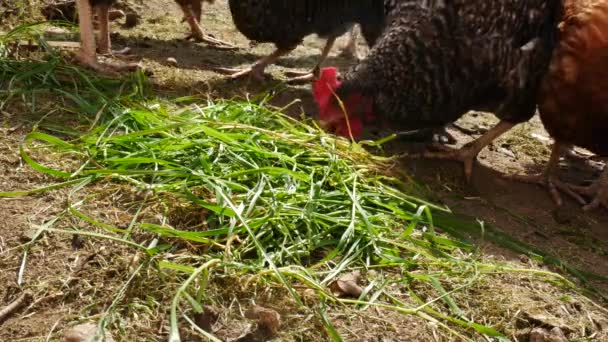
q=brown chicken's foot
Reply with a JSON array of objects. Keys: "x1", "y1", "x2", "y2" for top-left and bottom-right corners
[
  {"x1": 285, "y1": 66, "x2": 322, "y2": 83},
  {"x1": 286, "y1": 37, "x2": 336, "y2": 83},
  {"x1": 503, "y1": 142, "x2": 598, "y2": 208},
  {"x1": 285, "y1": 72, "x2": 315, "y2": 84},
  {"x1": 75, "y1": 51, "x2": 141, "y2": 75},
  {"x1": 98, "y1": 48, "x2": 135, "y2": 62},
  {"x1": 111, "y1": 47, "x2": 133, "y2": 56},
  {"x1": 284, "y1": 69, "x2": 315, "y2": 77},
  {"x1": 567, "y1": 168, "x2": 608, "y2": 211},
  {"x1": 213, "y1": 66, "x2": 267, "y2": 81},
  {"x1": 214, "y1": 48, "x2": 290, "y2": 81},
  {"x1": 193, "y1": 33, "x2": 237, "y2": 50},
  {"x1": 183, "y1": 14, "x2": 236, "y2": 49},
  {"x1": 504, "y1": 172, "x2": 587, "y2": 207}
]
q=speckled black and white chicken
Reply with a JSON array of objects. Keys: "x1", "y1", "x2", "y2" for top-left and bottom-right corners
[
  {"x1": 313, "y1": 0, "x2": 561, "y2": 181},
  {"x1": 219, "y1": 0, "x2": 399, "y2": 80}
]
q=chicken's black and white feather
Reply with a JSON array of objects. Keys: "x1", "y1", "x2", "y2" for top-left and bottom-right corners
[
  {"x1": 336, "y1": 0, "x2": 561, "y2": 130},
  {"x1": 228, "y1": 0, "x2": 387, "y2": 49},
  {"x1": 223, "y1": 0, "x2": 399, "y2": 79},
  {"x1": 316, "y1": 0, "x2": 561, "y2": 181}
]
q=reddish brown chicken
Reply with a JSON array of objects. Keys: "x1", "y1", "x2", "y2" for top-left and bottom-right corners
[
  {"x1": 512, "y1": 0, "x2": 608, "y2": 211},
  {"x1": 175, "y1": 0, "x2": 233, "y2": 46},
  {"x1": 75, "y1": 0, "x2": 128, "y2": 72},
  {"x1": 74, "y1": 0, "x2": 231, "y2": 73}
]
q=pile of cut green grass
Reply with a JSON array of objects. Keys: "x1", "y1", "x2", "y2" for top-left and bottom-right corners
[
  {"x1": 0, "y1": 27, "x2": 599, "y2": 341},
  {"x1": 9, "y1": 89, "x2": 575, "y2": 341}
]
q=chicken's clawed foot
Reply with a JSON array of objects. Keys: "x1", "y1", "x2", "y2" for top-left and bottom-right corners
[
  {"x1": 410, "y1": 144, "x2": 479, "y2": 183},
  {"x1": 212, "y1": 65, "x2": 267, "y2": 81},
  {"x1": 190, "y1": 32, "x2": 237, "y2": 50},
  {"x1": 76, "y1": 52, "x2": 141, "y2": 75},
  {"x1": 183, "y1": 13, "x2": 237, "y2": 49},
  {"x1": 101, "y1": 47, "x2": 133, "y2": 57},
  {"x1": 567, "y1": 171, "x2": 608, "y2": 211},
  {"x1": 504, "y1": 173, "x2": 587, "y2": 207},
  {"x1": 284, "y1": 69, "x2": 314, "y2": 77},
  {"x1": 284, "y1": 66, "x2": 321, "y2": 84},
  {"x1": 285, "y1": 71, "x2": 315, "y2": 84},
  {"x1": 506, "y1": 169, "x2": 608, "y2": 211}
]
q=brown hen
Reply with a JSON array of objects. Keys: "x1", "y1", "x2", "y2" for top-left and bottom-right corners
[
  {"x1": 174, "y1": 0, "x2": 234, "y2": 47},
  {"x1": 75, "y1": 0, "x2": 132, "y2": 73},
  {"x1": 511, "y1": 0, "x2": 608, "y2": 211},
  {"x1": 74, "y1": 0, "x2": 232, "y2": 73}
]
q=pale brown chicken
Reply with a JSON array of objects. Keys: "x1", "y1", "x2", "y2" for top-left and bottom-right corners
[
  {"x1": 510, "y1": 0, "x2": 608, "y2": 211},
  {"x1": 75, "y1": 0, "x2": 132, "y2": 73},
  {"x1": 74, "y1": 0, "x2": 231, "y2": 73},
  {"x1": 174, "y1": 0, "x2": 234, "y2": 47}
]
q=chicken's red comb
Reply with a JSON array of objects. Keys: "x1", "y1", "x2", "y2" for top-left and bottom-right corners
[{"x1": 313, "y1": 67, "x2": 341, "y2": 112}]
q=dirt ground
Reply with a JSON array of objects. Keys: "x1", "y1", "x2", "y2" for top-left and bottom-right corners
[{"x1": 1, "y1": 0, "x2": 608, "y2": 341}]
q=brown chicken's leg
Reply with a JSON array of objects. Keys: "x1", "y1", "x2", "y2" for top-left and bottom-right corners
[
  {"x1": 285, "y1": 36, "x2": 338, "y2": 83},
  {"x1": 191, "y1": 0, "x2": 202, "y2": 21},
  {"x1": 178, "y1": 3, "x2": 236, "y2": 49},
  {"x1": 96, "y1": 2, "x2": 112, "y2": 54},
  {"x1": 508, "y1": 143, "x2": 607, "y2": 211},
  {"x1": 504, "y1": 142, "x2": 588, "y2": 207},
  {"x1": 96, "y1": 3, "x2": 132, "y2": 56},
  {"x1": 214, "y1": 48, "x2": 293, "y2": 80},
  {"x1": 75, "y1": 0, "x2": 139, "y2": 73},
  {"x1": 414, "y1": 120, "x2": 516, "y2": 182},
  {"x1": 76, "y1": 0, "x2": 98, "y2": 68}
]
